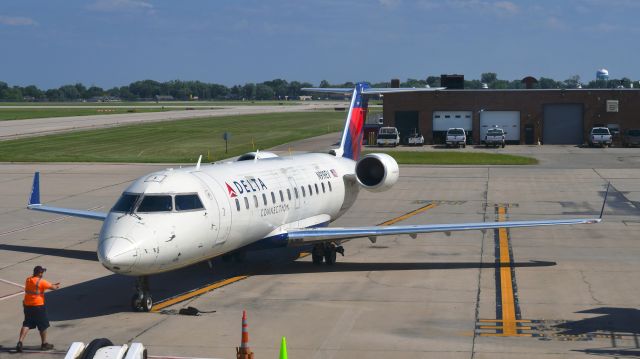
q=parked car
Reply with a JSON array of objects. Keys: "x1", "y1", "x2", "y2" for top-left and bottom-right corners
[
  {"x1": 446, "y1": 128, "x2": 467, "y2": 148},
  {"x1": 622, "y1": 129, "x2": 640, "y2": 147},
  {"x1": 484, "y1": 127, "x2": 506, "y2": 148},
  {"x1": 376, "y1": 126, "x2": 400, "y2": 147},
  {"x1": 406, "y1": 129, "x2": 424, "y2": 146},
  {"x1": 588, "y1": 127, "x2": 613, "y2": 147}
]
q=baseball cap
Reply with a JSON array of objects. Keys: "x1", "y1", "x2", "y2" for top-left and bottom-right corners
[{"x1": 33, "y1": 266, "x2": 46, "y2": 275}]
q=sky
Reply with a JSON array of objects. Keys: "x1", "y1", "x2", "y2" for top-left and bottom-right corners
[{"x1": 1, "y1": 0, "x2": 639, "y2": 89}]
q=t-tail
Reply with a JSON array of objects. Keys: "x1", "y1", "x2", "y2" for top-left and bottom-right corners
[{"x1": 302, "y1": 82, "x2": 447, "y2": 160}]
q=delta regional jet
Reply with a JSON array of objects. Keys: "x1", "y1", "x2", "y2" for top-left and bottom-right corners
[{"x1": 26, "y1": 83, "x2": 603, "y2": 312}]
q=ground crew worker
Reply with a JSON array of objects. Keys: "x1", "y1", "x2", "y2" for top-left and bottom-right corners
[{"x1": 16, "y1": 266, "x2": 60, "y2": 352}]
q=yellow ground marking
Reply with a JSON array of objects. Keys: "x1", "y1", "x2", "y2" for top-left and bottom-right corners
[
  {"x1": 479, "y1": 333, "x2": 532, "y2": 337},
  {"x1": 478, "y1": 319, "x2": 531, "y2": 323},
  {"x1": 379, "y1": 203, "x2": 437, "y2": 226},
  {"x1": 151, "y1": 275, "x2": 248, "y2": 312},
  {"x1": 151, "y1": 203, "x2": 437, "y2": 312},
  {"x1": 497, "y1": 206, "x2": 517, "y2": 336},
  {"x1": 479, "y1": 325, "x2": 532, "y2": 330}
]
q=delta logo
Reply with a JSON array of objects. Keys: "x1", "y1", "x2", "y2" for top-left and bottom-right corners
[{"x1": 225, "y1": 177, "x2": 268, "y2": 197}]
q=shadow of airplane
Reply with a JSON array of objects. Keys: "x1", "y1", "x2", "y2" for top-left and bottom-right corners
[
  {"x1": 0, "y1": 244, "x2": 97, "y2": 261},
  {"x1": 37, "y1": 242, "x2": 554, "y2": 321},
  {"x1": 559, "y1": 308, "x2": 640, "y2": 357}
]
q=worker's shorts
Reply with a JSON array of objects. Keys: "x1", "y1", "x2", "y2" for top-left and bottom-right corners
[{"x1": 23, "y1": 305, "x2": 50, "y2": 331}]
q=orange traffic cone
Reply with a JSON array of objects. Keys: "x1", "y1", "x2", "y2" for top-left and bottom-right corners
[{"x1": 236, "y1": 310, "x2": 255, "y2": 359}]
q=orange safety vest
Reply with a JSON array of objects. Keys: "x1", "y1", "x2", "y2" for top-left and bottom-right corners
[{"x1": 23, "y1": 276, "x2": 51, "y2": 307}]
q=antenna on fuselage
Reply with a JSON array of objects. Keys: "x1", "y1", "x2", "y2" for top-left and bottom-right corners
[
  {"x1": 254, "y1": 149, "x2": 260, "y2": 163},
  {"x1": 196, "y1": 155, "x2": 202, "y2": 170}
]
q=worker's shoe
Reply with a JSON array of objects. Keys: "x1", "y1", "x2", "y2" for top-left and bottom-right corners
[
  {"x1": 41, "y1": 343, "x2": 54, "y2": 351},
  {"x1": 16, "y1": 341, "x2": 23, "y2": 353}
]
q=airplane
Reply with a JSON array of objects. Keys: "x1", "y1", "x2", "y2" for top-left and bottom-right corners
[{"x1": 26, "y1": 82, "x2": 604, "y2": 312}]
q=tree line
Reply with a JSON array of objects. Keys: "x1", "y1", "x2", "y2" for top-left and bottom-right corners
[{"x1": 0, "y1": 73, "x2": 637, "y2": 102}]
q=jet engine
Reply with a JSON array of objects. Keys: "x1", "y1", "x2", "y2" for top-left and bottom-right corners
[{"x1": 354, "y1": 153, "x2": 399, "y2": 192}]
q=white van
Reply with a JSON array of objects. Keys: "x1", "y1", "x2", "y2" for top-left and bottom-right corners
[{"x1": 376, "y1": 127, "x2": 400, "y2": 147}]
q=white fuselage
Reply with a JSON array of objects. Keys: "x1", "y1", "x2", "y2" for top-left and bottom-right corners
[{"x1": 97, "y1": 153, "x2": 358, "y2": 276}]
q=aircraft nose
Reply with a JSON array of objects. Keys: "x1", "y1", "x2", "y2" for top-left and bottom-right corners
[{"x1": 98, "y1": 236, "x2": 139, "y2": 273}]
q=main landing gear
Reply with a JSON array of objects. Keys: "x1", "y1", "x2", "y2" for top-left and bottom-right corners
[
  {"x1": 131, "y1": 276, "x2": 153, "y2": 312},
  {"x1": 312, "y1": 243, "x2": 344, "y2": 265}
]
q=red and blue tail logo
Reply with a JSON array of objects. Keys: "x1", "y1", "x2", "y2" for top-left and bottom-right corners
[{"x1": 341, "y1": 82, "x2": 370, "y2": 160}]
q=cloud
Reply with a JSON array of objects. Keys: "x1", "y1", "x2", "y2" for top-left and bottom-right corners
[
  {"x1": 0, "y1": 15, "x2": 37, "y2": 26},
  {"x1": 438, "y1": 0, "x2": 518, "y2": 15},
  {"x1": 493, "y1": 1, "x2": 519, "y2": 14},
  {"x1": 88, "y1": 0, "x2": 154, "y2": 13},
  {"x1": 546, "y1": 16, "x2": 566, "y2": 30}
]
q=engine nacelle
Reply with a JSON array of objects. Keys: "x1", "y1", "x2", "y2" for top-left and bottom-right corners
[{"x1": 355, "y1": 153, "x2": 399, "y2": 192}]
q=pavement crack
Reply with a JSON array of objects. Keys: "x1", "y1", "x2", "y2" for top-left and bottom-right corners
[{"x1": 580, "y1": 270, "x2": 603, "y2": 305}]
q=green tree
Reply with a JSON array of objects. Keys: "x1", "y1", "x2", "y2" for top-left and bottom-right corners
[
  {"x1": 481, "y1": 72, "x2": 498, "y2": 86},
  {"x1": 255, "y1": 84, "x2": 274, "y2": 100}
]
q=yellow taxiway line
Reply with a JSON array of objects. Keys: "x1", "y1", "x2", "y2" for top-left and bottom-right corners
[{"x1": 151, "y1": 202, "x2": 437, "y2": 312}]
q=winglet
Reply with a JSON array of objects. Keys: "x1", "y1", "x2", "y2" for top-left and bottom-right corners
[
  {"x1": 599, "y1": 182, "x2": 610, "y2": 219},
  {"x1": 29, "y1": 172, "x2": 41, "y2": 206}
]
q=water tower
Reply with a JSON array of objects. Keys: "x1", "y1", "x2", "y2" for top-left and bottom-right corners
[{"x1": 596, "y1": 68, "x2": 609, "y2": 80}]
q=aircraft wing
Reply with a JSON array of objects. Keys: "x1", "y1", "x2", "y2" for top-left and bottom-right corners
[
  {"x1": 286, "y1": 217, "x2": 601, "y2": 245},
  {"x1": 302, "y1": 87, "x2": 446, "y2": 95},
  {"x1": 27, "y1": 172, "x2": 108, "y2": 221}
]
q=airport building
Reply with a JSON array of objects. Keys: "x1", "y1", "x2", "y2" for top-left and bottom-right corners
[{"x1": 382, "y1": 88, "x2": 640, "y2": 145}]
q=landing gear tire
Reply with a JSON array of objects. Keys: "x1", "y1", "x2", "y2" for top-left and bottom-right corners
[
  {"x1": 324, "y1": 245, "x2": 337, "y2": 265},
  {"x1": 312, "y1": 252, "x2": 323, "y2": 265},
  {"x1": 131, "y1": 276, "x2": 152, "y2": 312},
  {"x1": 312, "y1": 244, "x2": 324, "y2": 265}
]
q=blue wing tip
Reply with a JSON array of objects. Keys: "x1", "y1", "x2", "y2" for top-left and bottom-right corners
[{"x1": 29, "y1": 171, "x2": 40, "y2": 206}]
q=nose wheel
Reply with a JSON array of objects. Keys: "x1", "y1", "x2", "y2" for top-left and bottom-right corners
[{"x1": 131, "y1": 276, "x2": 153, "y2": 312}]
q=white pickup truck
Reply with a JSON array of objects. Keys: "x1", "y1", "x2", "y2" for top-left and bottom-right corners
[
  {"x1": 589, "y1": 127, "x2": 612, "y2": 147},
  {"x1": 484, "y1": 128, "x2": 506, "y2": 148},
  {"x1": 446, "y1": 128, "x2": 467, "y2": 148},
  {"x1": 376, "y1": 127, "x2": 400, "y2": 147}
]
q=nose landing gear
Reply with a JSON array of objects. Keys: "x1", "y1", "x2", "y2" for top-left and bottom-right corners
[{"x1": 131, "y1": 276, "x2": 153, "y2": 312}]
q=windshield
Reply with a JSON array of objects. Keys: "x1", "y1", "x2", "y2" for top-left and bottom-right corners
[
  {"x1": 379, "y1": 128, "x2": 397, "y2": 135},
  {"x1": 112, "y1": 193, "x2": 140, "y2": 212},
  {"x1": 448, "y1": 129, "x2": 464, "y2": 135},
  {"x1": 487, "y1": 129, "x2": 503, "y2": 135},
  {"x1": 175, "y1": 194, "x2": 204, "y2": 211},
  {"x1": 592, "y1": 128, "x2": 610, "y2": 135},
  {"x1": 137, "y1": 195, "x2": 173, "y2": 212},
  {"x1": 627, "y1": 130, "x2": 640, "y2": 136},
  {"x1": 378, "y1": 134, "x2": 397, "y2": 139}
]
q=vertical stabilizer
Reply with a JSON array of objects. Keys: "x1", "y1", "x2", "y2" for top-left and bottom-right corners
[{"x1": 339, "y1": 82, "x2": 370, "y2": 160}]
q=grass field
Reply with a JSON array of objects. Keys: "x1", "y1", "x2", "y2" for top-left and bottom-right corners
[
  {"x1": 0, "y1": 112, "x2": 345, "y2": 163},
  {"x1": 364, "y1": 151, "x2": 538, "y2": 165},
  {"x1": 0, "y1": 107, "x2": 175, "y2": 121},
  {"x1": 0, "y1": 100, "x2": 305, "y2": 107}
]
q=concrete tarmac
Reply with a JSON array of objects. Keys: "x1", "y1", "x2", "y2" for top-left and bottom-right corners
[
  {"x1": 1, "y1": 143, "x2": 639, "y2": 358},
  {"x1": 0, "y1": 102, "x2": 344, "y2": 140}
]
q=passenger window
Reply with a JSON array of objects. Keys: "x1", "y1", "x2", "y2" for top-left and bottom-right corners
[
  {"x1": 315, "y1": 183, "x2": 319, "y2": 194},
  {"x1": 301, "y1": 186, "x2": 306, "y2": 197},
  {"x1": 235, "y1": 198, "x2": 240, "y2": 211},
  {"x1": 287, "y1": 189, "x2": 291, "y2": 200},
  {"x1": 112, "y1": 193, "x2": 140, "y2": 212},
  {"x1": 175, "y1": 194, "x2": 204, "y2": 211},
  {"x1": 321, "y1": 183, "x2": 325, "y2": 193},
  {"x1": 262, "y1": 193, "x2": 267, "y2": 206},
  {"x1": 244, "y1": 197, "x2": 249, "y2": 209},
  {"x1": 271, "y1": 192, "x2": 276, "y2": 204},
  {"x1": 253, "y1": 195, "x2": 258, "y2": 208},
  {"x1": 279, "y1": 190, "x2": 284, "y2": 202},
  {"x1": 308, "y1": 184, "x2": 313, "y2": 196},
  {"x1": 328, "y1": 181, "x2": 332, "y2": 191},
  {"x1": 137, "y1": 195, "x2": 172, "y2": 212},
  {"x1": 294, "y1": 187, "x2": 299, "y2": 199}
]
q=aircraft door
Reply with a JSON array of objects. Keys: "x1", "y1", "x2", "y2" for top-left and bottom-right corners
[
  {"x1": 192, "y1": 172, "x2": 224, "y2": 248},
  {"x1": 193, "y1": 172, "x2": 232, "y2": 246}
]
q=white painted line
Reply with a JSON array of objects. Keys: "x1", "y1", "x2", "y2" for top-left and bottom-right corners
[
  {"x1": 0, "y1": 291, "x2": 23, "y2": 301},
  {"x1": 0, "y1": 278, "x2": 24, "y2": 288}
]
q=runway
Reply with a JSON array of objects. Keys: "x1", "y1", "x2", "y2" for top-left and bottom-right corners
[
  {"x1": 0, "y1": 102, "x2": 343, "y2": 140},
  {"x1": 1, "y1": 143, "x2": 639, "y2": 358}
]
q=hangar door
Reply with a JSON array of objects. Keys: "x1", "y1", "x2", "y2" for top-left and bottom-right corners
[
  {"x1": 394, "y1": 111, "x2": 419, "y2": 144},
  {"x1": 433, "y1": 111, "x2": 472, "y2": 144},
  {"x1": 543, "y1": 104, "x2": 583, "y2": 144},
  {"x1": 480, "y1": 111, "x2": 520, "y2": 143}
]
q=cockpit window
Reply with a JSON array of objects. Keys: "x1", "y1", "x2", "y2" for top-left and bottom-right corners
[
  {"x1": 175, "y1": 194, "x2": 204, "y2": 211},
  {"x1": 112, "y1": 193, "x2": 140, "y2": 212},
  {"x1": 137, "y1": 195, "x2": 173, "y2": 212}
]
